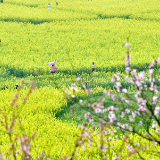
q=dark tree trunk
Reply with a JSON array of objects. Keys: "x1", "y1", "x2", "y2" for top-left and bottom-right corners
[{"x1": 1, "y1": 0, "x2": 3, "y2": 3}]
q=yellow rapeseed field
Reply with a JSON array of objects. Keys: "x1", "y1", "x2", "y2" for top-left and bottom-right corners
[{"x1": 0, "y1": 0, "x2": 160, "y2": 159}]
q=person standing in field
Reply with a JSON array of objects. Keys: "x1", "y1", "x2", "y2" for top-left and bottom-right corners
[
  {"x1": 48, "y1": 62, "x2": 58, "y2": 74},
  {"x1": 50, "y1": 65, "x2": 58, "y2": 74},
  {"x1": 15, "y1": 83, "x2": 19, "y2": 89},
  {"x1": 48, "y1": 3, "x2": 51, "y2": 9},
  {"x1": 91, "y1": 62, "x2": 96, "y2": 72}
]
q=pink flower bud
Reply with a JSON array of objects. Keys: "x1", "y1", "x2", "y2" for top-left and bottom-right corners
[
  {"x1": 86, "y1": 88, "x2": 91, "y2": 94},
  {"x1": 83, "y1": 145, "x2": 86, "y2": 150},
  {"x1": 35, "y1": 71, "x2": 39, "y2": 76},
  {"x1": 122, "y1": 88, "x2": 127, "y2": 93},
  {"x1": 139, "y1": 121, "x2": 143, "y2": 126},
  {"x1": 16, "y1": 150, "x2": 19, "y2": 156},
  {"x1": 89, "y1": 143, "x2": 92, "y2": 147},
  {"x1": 81, "y1": 83, "x2": 86, "y2": 89},
  {"x1": 76, "y1": 77, "x2": 81, "y2": 81},
  {"x1": 148, "y1": 64, "x2": 154, "y2": 68},
  {"x1": 71, "y1": 95, "x2": 76, "y2": 98},
  {"x1": 125, "y1": 67, "x2": 131, "y2": 73},
  {"x1": 157, "y1": 57, "x2": 160, "y2": 64},
  {"x1": 125, "y1": 43, "x2": 131, "y2": 50}
]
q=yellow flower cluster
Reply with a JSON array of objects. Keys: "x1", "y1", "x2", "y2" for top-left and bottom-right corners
[
  {"x1": 0, "y1": 0, "x2": 160, "y2": 75},
  {"x1": 0, "y1": 87, "x2": 160, "y2": 159},
  {"x1": 0, "y1": 0, "x2": 160, "y2": 159}
]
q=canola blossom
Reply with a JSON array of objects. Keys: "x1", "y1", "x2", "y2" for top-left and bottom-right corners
[{"x1": 0, "y1": 0, "x2": 160, "y2": 159}]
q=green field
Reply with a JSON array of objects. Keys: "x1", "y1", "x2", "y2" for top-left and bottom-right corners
[{"x1": 0, "y1": 0, "x2": 160, "y2": 159}]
